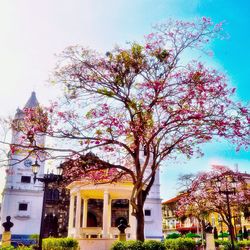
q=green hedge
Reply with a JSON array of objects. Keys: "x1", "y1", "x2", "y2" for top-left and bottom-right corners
[
  {"x1": 166, "y1": 233, "x2": 181, "y2": 239},
  {"x1": 237, "y1": 240, "x2": 250, "y2": 247},
  {"x1": 164, "y1": 238, "x2": 196, "y2": 250},
  {"x1": 0, "y1": 246, "x2": 32, "y2": 250},
  {"x1": 143, "y1": 240, "x2": 165, "y2": 250},
  {"x1": 214, "y1": 239, "x2": 244, "y2": 250},
  {"x1": 111, "y1": 239, "x2": 196, "y2": 250},
  {"x1": 0, "y1": 247, "x2": 14, "y2": 250},
  {"x1": 111, "y1": 240, "x2": 164, "y2": 250},
  {"x1": 215, "y1": 239, "x2": 250, "y2": 250},
  {"x1": 185, "y1": 232, "x2": 201, "y2": 238},
  {"x1": 42, "y1": 237, "x2": 78, "y2": 250}
]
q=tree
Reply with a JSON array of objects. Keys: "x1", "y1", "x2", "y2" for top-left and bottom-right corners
[
  {"x1": 176, "y1": 166, "x2": 250, "y2": 241},
  {"x1": 8, "y1": 18, "x2": 250, "y2": 241}
]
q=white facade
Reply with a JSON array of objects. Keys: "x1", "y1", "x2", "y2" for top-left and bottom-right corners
[
  {"x1": 144, "y1": 169, "x2": 162, "y2": 239},
  {"x1": 0, "y1": 92, "x2": 45, "y2": 237}
]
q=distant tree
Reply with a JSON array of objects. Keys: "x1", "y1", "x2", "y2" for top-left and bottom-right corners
[
  {"x1": 176, "y1": 166, "x2": 250, "y2": 241},
  {"x1": 177, "y1": 173, "x2": 196, "y2": 192},
  {"x1": 7, "y1": 18, "x2": 250, "y2": 241}
]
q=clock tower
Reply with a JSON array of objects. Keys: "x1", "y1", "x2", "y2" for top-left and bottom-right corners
[{"x1": 0, "y1": 92, "x2": 46, "y2": 243}]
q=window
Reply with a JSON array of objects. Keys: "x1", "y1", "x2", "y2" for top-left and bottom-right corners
[
  {"x1": 46, "y1": 188, "x2": 60, "y2": 202},
  {"x1": 21, "y1": 176, "x2": 31, "y2": 183},
  {"x1": 19, "y1": 203, "x2": 28, "y2": 211},
  {"x1": 144, "y1": 209, "x2": 151, "y2": 216}
]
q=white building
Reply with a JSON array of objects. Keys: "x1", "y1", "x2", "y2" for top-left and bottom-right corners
[{"x1": 0, "y1": 92, "x2": 45, "y2": 243}]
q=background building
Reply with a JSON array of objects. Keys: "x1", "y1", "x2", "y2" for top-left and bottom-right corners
[
  {"x1": 43, "y1": 183, "x2": 70, "y2": 238},
  {"x1": 162, "y1": 194, "x2": 199, "y2": 237},
  {"x1": 0, "y1": 92, "x2": 45, "y2": 244}
]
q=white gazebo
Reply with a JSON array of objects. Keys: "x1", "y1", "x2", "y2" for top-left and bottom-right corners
[
  {"x1": 66, "y1": 168, "x2": 162, "y2": 250},
  {"x1": 67, "y1": 180, "x2": 137, "y2": 250}
]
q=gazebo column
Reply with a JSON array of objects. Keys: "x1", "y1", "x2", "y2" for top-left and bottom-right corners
[
  {"x1": 83, "y1": 198, "x2": 88, "y2": 227},
  {"x1": 75, "y1": 192, "x2": 82, "y2": 237},
  {"x1": 102, "y1": 190, "x2": 110, "y2": 238},
  {"x1": 68, "y1": 194, "x2": 75, "y2": 235}
]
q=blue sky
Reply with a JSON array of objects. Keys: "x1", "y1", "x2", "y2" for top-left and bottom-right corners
[{"x1": 0, "y1": 0, "x2": 249, "y2": 199}]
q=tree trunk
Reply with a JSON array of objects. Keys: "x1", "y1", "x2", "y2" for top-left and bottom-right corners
[{"x1": 135, "y1": 190, "x2": 146, "y2": 241}]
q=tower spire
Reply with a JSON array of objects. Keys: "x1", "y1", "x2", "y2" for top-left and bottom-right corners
[{"x1": 24, "y1": 91, "x2": 39, "y2": 109}]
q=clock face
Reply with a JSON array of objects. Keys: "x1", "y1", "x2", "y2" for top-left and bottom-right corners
[{"x1": 24, "y1": 159, "x2": 32, "y2": 167}]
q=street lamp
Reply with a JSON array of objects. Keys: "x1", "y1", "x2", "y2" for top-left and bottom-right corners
[
  {"x1": 32, "y1": 160, "x2": 63, "y2": 250},
  {"x1": 215, "y1": 175, "x2": 237, "y2": 250}
]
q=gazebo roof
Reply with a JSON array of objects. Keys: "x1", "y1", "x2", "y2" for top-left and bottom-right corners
[{"x1": 61, "y1": 158, "x2": 132, "y2": 187}]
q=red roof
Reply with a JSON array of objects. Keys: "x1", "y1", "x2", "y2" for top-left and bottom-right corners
[{"x1": 162, "y1": 194, "x2": 185, "y2": 205}]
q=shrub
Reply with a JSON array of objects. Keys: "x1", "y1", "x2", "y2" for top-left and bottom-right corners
[
  {"x1": 0, "y1": 246, "x2": 32, "y2": 250},
  {"x1": 185, "y1": 232, "x2": 201, "y2": 238},
  {"x1": 0, "y1": 246, "x2": 15, "y2": 250},
  {"x1": 42, "y1": 237, "x2": 78, "y2": 250},
  {"x1": 166, "y1": 233, "x2": 181, "y2": 239},
  {"x1": 111, "y1": 240, "x2": 164, "y2": 250},
  {"x1": 111, "y1": 241, "x2": 127, "y2": 250},
  {"x1": 111, "y1": 240, "x2": 144, "y2": 250},
  {"x1": 143, "y1": 240, "x2": 165, "y2": 250},
  {"x1": 16, "y1": 247, "x2": 33, "y2": 250},
  {"x1": 237, "y1": 240, "x2": 250, "y2": 247},
  {"x1": 29, "y1": 234, "x2": 39, "y2": 244},
  {"x1": 164, "y1": 238, "x2": 196, "y2": 250},
  {"x1": 214, "y1": 239, "x2": 240, "y2": 250},
  {"x1": 126, "y1": 240, "x2": 144, "y2": 250}
]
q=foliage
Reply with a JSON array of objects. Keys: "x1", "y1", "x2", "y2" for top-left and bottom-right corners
[
  {"x1": 16, "y1": 247, "x2": 33, "y2": 250},
  {"x1": 111, "y1": 240, "x2": 165, "y2": 250},
  {"x1": 29, "y1": 234, "x2": 39, "y2": 244},
  {"x1": 185, "y1": 232, "x2": 201, "y2": 238},
  {"x1": 237, "y1": 240, "x2": 250, "y2": 247},
  {"x1": 0, "y1": 246, "x2": 14, "y2": 250},
  {"x1": 42, "y1": 237, "x2": 78, "y2": 250},
  {"x1": 176, "y1": 166, "x2": 250, "y2": 242},
  {"x1": 164, "y1": 238, "x2": 196, "y2": 250},
  {"x1": 9, "y1": 17, "x2": 250, "y2": 241},
  {"x1": 218, "y1": 232, "x2": 230, "y2": 238},
  {"x1": 29, "y1": 234, "x2": 39, "y2": 241},
  {"x1": 0, "y1": 246, "x2": 33, "y2": 250},
  {"x1": 215, "y1": 239, "x2": 240, "y2": 250},
  {"x1": 166, "y1": 233, "x2": 181, "y2": 239},
  {"x1": 143, "y1": 240, "x2": 165, "y2": 250},
  {"x1": 125, "y1": 240, "x2": 144, "y2": 250},
  {"x1": 111, "y1": 240, "x2": 144, "y2": 250}
]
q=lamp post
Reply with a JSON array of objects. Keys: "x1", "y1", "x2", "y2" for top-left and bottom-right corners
[
  {"x1": 216, "y1": 175, "x2": 237, "y2": 250},
  {"x1": 32, "y1": 160, "x2": 63, "y2": 250}
]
